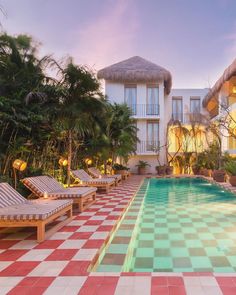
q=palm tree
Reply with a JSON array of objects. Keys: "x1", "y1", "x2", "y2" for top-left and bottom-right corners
[
  {"x1": 55, "y1": 62, "x2": 107, "y2": 185},
  {"x1": 104, "y1": 103, "x2": 138, "y2": 167}
]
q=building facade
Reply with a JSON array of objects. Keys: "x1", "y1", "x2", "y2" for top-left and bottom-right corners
[
  {"x1": 203, "y1": 59, "x2": 236, "y2": 157},
  {"x1": 98, "y1": 56, "x2": 235, "y2": 174}
]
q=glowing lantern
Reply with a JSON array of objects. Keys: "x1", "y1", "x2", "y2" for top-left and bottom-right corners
[
  {"x1": 12, "y1": 159, "x2": 27, "y2": 189},
  {"x1": 233, "y1": 86, "x2": 236, "y2": 94},
  {"x1": 12, "y1": 159, "x2": 27, "y2": 171},
  {"x1": 85, "y1": 158, "x2": 92, "y2": 165},
  {"x1": 59, "y1": 157, "x2": 68, "y2": 166}
]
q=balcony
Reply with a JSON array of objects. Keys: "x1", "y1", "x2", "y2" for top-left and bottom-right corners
[
  {"x1": 170, "y1": 113, "x2": 209, "y2": 125},
  {"x1": 136, "y1": 140, "x2": 160, "y2": 154},
  {"x1": 127, "y1": 104, "x2": 159, "y2": 118}
]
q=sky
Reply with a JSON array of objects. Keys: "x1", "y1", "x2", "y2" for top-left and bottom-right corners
[{"x1": 0, "y1": 0, "x2": 236, "y2": 89}]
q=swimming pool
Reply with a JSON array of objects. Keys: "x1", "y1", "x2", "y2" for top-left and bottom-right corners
[{"x1": 92, "y1": 178, "x2": 236, "y2": 272}]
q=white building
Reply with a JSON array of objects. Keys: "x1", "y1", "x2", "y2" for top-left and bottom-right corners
[
  {"x1": 203, "y1": 58, "x2": 236, "y2": 156},
  {"x1": 98, "y1": 56, "x2": 209, "y2": 174}
]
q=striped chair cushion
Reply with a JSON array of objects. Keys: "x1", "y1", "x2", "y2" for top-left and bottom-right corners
[
  {"x1": 71, "y1": 170, "x2": 93, "y2": 181},
  {"x1": 22, "y1": 176, "x2": 63, "y2": 197},
  {"x1": 71, "y1": 170, "x2": 115, "y2": 185},
  {"x1": 88, "y1": 167, "x2": 101, "y2": 178},
  {"x1": 0, "y1": 199, "x2": 72, "y2": 220},
  {"x1": 0, "y1": 183, "x2": 27, "y2": 208},
  {"x1": 47, "y1": 187, "x2": 97, "y2": 199},
  {"x1": 88, "y1": 168, "x2": 122, "y2": 181}
]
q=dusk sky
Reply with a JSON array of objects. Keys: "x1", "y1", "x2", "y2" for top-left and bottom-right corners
[{"x1": 0, "y1": 0, "x2": 236, "y2": 88}]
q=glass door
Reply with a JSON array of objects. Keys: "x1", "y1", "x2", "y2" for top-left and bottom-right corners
[{"x1": 172, "y1": 98, "x2": 183, "y2": 122}]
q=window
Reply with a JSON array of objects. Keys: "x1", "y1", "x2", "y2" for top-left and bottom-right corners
[
  {"x1": 172, "y1": 97, "x2": 183, "y2": 121},
  {"x1": 125, "y1": 85, "x2": 137, "y2": 115},
  {"x1": 147, "y1": 86, "x2": 159, "y2": 115},
  {"x1": 190, "y1": 98, "x2": 201, "y2": 113},
  {"x1": 147, "y1": 121, "x2": 159, "y2": 151}
]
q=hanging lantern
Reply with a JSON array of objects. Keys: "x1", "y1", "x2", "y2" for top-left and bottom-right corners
[
  {"x1": 12, "y1": 159, "x2": 27, "y2": 171},
  {"x1": 59, "y1": 157, "x2": 68, "y2": 166},
  {"x1": 85, "y1": 158, "x2": 92, "y2": 165}
]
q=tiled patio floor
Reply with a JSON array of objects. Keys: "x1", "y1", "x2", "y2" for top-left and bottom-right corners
[{"x1": 0, "y1": 175, "x2": 236, "y2": 294}]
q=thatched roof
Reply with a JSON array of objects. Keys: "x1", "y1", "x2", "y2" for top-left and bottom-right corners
[
  {"x1": 97, "y1": 56, "x2": 172, "y2": 94},
  {"x1": 203, "y1": 58, "x2": 236, "y2": 107}
]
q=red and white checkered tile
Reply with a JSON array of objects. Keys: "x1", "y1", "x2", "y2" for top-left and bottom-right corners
[{"x1": 0, "y1": 176, "x2": 235, "y2": 294}]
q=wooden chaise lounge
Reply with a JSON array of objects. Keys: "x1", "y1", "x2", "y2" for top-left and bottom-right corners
[
  {"x1": 0, "y1": 182, "x2": 73, "y2": 242},
  {"x1": 88, "y1": 167, "x2": 122, "y2": 186},
  {"x1": 22, "y1": 175, "x2": 97, "y2": 212},
  {"x1": 71, "y1": 169, "x2": 115, "y2": 193}
]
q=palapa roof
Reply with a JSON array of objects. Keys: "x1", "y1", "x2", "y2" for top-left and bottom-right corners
[
  {"x1": 203, "y1": 58, "x2": 236, "y2": 107},
  {"x1": 97, "y1": 56, "x2": 172, "y2": 94}
]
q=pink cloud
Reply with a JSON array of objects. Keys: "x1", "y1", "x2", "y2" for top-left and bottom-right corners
[{"x1": 70, "y1": 0, "x2": 139, "y2": 71}]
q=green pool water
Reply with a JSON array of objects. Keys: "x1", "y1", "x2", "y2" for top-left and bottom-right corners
[{"x1": 93, "y1": 178, "x2": 236, "y2": 272}]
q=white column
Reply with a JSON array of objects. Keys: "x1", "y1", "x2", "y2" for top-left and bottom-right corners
[{"x1": 159, "y1": 83, "x2": 166, "y2": 164}]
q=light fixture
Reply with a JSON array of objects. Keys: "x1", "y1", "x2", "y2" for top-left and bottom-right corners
[
  {"x1": 12, "y1": 159, "x2": 27, "y2": 189},
  {"x1": 59, "y1": 157, "x2": 68, "y2": 166},
  {"x1": 107, "y1": 158, "x2": 112, "y2": 164},
  {"x1": 233, "y1": 86, "x2": 236, "y2": 94},
  {"x1": 85, "y1": 158, "x2": 92, "y2": 165},
  {"x1": 12, "y1": 159, "x2": 27, "y2": 171}
]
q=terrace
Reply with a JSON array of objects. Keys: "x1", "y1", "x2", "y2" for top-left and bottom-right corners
[{"x1": 1, "y1": 175, "x2": 236, "y2": 295}]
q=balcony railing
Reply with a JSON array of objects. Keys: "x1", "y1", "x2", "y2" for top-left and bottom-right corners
[
  {"x1": 127, "y1": 104, "x2": 159, "y2": 117},
  {"x1": 171, "y1": 112, "x2": 208, "y2": 124},
  {"x1": 136, "y1": 140, "x2": 160, "y2": 154}
]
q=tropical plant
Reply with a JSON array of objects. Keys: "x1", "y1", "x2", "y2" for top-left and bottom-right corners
[
  {"x1": 225, "y1": 160, "x2": 236, "y2": 176},
  {"x1": 135, "y1": 160, "x2": 150, "y2": 168},
  {"x1": 0, "y1": 33, "x2": 138, "y2": 187},
  {"x1": 104, "y1": 103, "x2": 138, "y2": 164},
  {"x1": 112, "y1": 163, "x2": 129, "y2": 171}
]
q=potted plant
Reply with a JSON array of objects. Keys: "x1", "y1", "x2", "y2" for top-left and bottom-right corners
[
  {"x1": 166, "y1": 165, "x2": 173, "y2": 175},
  {"x1": 136, "y1": 160, "x2": 150, "y2": 175},
  {"x1": 156, "y1": 165, "x2": 166, "y2": 175},
  {"x1": 112, "y1": 163, "x2": 129, "y2": 177},
  {"x1": 192, "y1": 163, "x2": 201, "y2": 175},
  {"x1": 225, "y1": 160, "x2": 236, "y2": 186},
  {"x1": 212, "y1": 169, "x2": 226, "y2": 182}
]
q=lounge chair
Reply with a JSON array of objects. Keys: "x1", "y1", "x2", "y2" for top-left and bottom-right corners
[
  {"x1": 21, "y1": 175, "x2": 96, "y2": 212},
  {"x1": 71, "y1": 169, "x2": 115, "y2": 193},
  {"x1": 0, "y1": 183, "x2": 73, "y2": 242},
  {"x1": 88, "y1": 167, "x2": 122, "y2": 185}
]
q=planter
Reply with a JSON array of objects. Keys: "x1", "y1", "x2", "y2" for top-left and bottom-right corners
[
  {"x1": 138, "y1": 167, "x2": 147, "y2": 175},
  {"x1": 229, "y1": 175, "x2": 236, "y2": 186},
  {"x1": 192, "y1": 166, "x2": 200, "y2": 175},
  {"x1": 213, "y1": 170, "x2": 226, "y2": 182},
  {"x1": 114, "y1": 169, "x2": 126, "y2": 176},
  {"x1": 156, "y1": 165, "x2": 166, "y2": 175},
  {"x1": 166, "y1": 166, "x2": 173, "y2": 175},
  {"x1": 199, "y1": 168, "x2": 211, "y2": 177}
]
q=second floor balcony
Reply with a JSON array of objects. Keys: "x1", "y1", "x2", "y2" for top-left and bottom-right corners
[
  {"x1": 128, "y1": 104, "x2": 159, "y2": 118},
  {"x1": 171, "y1": 112, "x2": 209, "y2": 125},
  {"x1": 136, "y1": 140, "x2": 160, "y2": 154}
]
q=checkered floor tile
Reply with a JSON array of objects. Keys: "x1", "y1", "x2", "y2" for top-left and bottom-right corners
[{"x1": 0, "y1": 175, "x2": 236, "y2": 294}]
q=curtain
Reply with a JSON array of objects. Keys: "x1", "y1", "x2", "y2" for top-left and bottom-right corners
[
  {"x1": 172, "y1": 98, "x2": 183, "y2": 121},
  {"x1": 125, "y1": 87, "x2": 137, "y2": 115},
  {"x1": 147, "y1": 87, "x2": 159, "y2": 115}
]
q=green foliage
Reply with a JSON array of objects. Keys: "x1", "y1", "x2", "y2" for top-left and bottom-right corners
[
  {"x1": 135, "y1": 160, "x2": 150, "y2": 168},
  {"x1": 225, "y1": 160, "x2": 236, "y2": 176},
  {"x1": 0, "y1": 33, "x2": 138, "y2": 186},
  {"x1": 112, "y1": 163, "x2": 129, "y2": 171}
]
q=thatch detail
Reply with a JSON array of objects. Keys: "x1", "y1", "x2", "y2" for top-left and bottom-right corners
[
  {"x1": 97, "y1": 56, "x2": 172, "y2": 94},
  {"x1": 203, "y1": 58, "x2": 236, "y2": 107}
]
